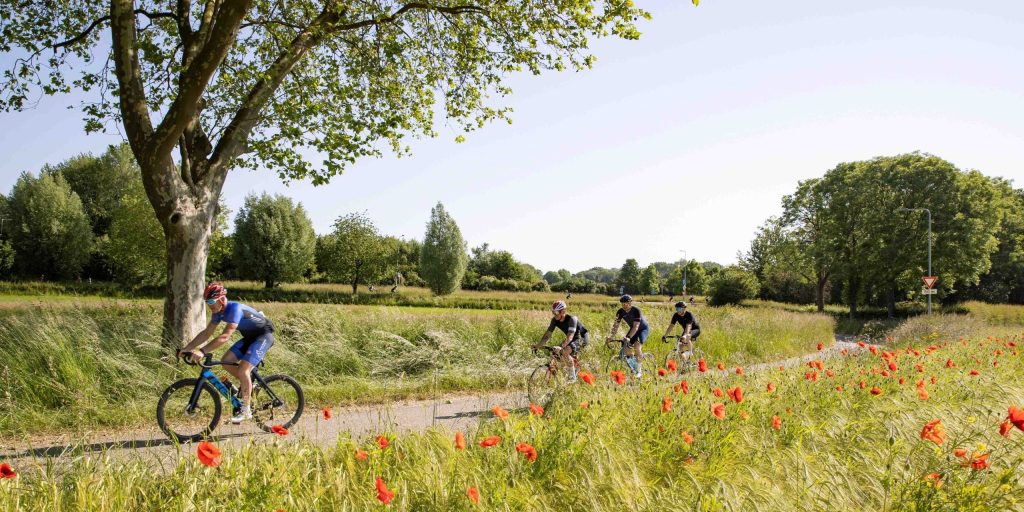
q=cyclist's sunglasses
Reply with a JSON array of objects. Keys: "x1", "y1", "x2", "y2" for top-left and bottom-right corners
[{"x1": 205, "y1": 298, "x2": 217, "y2": 305}]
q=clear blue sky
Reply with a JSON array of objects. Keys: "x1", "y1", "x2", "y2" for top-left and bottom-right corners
[{"x1": 2, "y1": 1, "x2": 1023, "y2": 272}]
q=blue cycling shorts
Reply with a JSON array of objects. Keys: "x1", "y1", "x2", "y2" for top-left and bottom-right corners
[
  {"x1": 228, "y1": 333, "x2": 274, "y2": 366},
  {"x1": 627, "y1": 325, "x2": 650, "y2": 346}
]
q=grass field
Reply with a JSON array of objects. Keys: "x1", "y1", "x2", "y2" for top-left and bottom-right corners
[
  {"x1": 0, "y1": 295, "x2": 832, "y2": 437},
  {"x1": 2, "y1": 316, "x2": 1023, "y2": 510}
]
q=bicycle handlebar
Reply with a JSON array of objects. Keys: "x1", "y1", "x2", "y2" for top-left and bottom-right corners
[{"x1": 179, "y1": 352, "x2": 239, "y2": 368}]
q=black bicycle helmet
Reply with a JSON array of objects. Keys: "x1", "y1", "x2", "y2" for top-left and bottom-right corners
[
  {"x1": 619, "y1": 294, "x2": 633, "y2": 303},
  {"x1": 675, "y1": 301, "x2": 687, "y2": 309}
]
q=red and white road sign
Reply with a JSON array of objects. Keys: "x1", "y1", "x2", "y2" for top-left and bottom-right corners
[{"x1": 923, "y1": 276, "x2": 938, "y2": 289}]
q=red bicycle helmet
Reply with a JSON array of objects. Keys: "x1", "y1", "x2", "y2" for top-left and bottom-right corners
[
  {"x1": 551, "y1": 300, "x2": 567, "y2": 313},
  {"x1": 204, "y1": 282, "x2": 227, "y2": 301}
]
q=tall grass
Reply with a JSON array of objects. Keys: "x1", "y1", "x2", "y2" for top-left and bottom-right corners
[
  {"x1": 3, "y1": 329, "x2": 1023, "y2": 510},
  {"x1": 0, "y1": 299, "x2": 833, "y2": 437}
]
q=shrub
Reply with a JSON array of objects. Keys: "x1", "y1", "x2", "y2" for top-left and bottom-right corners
[{"x1": 708, "y1": 266, "x2": 760, "y2": 306}]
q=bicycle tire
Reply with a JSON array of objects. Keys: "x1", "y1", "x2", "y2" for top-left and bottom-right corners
[
  {"x1": 252, "y1": 374, "x2": 305, "y2": 432},
  {"x1": 527, "y1": 364, "x2": 562, "y2": 406},
  {"x1": 156, "y1": 378, "x2": 222, "y2": 443}
]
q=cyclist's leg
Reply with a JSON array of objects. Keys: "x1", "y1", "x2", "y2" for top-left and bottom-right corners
[
  {"x1": 223, "y1": 339, "x2": 246, "y2": 382},
  {"x1": 237, "y1": 333, "x2": 274, "y2": 407},
  {"x1": 633, "y1": 326, "x2": 650, "y2": 373}
]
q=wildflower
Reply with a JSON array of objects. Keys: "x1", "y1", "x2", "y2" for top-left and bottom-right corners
[
  {"x1": 954, "y1": 448, "x2": 968, "y2": 458},
  {"x1": 918, "y1": 388, "x2": 929, "y2": 400},
  {"x1": 271, "y1": 425, "x2": 289, "y2": 436},
  {"x1": 945, "y1": 359, "x2": 956, "y2": 368},
  {"x1": 611, "y1": 370, "x2": 626, "y2": 385},
  {"x1": 969, "y1": 369, "x2": 980, "y2": 376},
  {"x1": 740, "y1": 410, "x2": 749, "y2": 420},
  {"x1": 915, "y1": 364, "x2": 924, "y2": 372},
  {"x1": 1007, "y1": 406, "x2": 1024, "y2": 431},
  {"x1": 712, "y1": 387, "x2": 724, "y2": 397},
  {"x1": 817, "y1": 343, "x2": 824, "y2": 351},
  {"x1": 1, "y1": 463, "x2": 17, "y2": 479},
  {"x1": 931, "y1": 375, "x2": 937, "y2": 385},
  {"x1": 479, "y1": 436, "x2": 501, "y2": 448},
  {"x1": 727, "y1": 386, "x2": 744, "y2": 404},
  {"x1": 667, "y1": 359, "x2": 677, "y2": 372},
  {"x1": 711, "y1": 403, "x2": 726, "y2": 419},
  {"x1": 924, "y1": 473, "x2": 942, "y2": 488},
  {"x1": 826, "y1": 370, "x2": 835, "y2": 378},
  {"x1": 377, "y1": 435, "x2": 390, "y2": 449},
  {"x1": 515, "y1": 442, "x2": 538, "y2": 462},
  {"x1": 920, "y1": 419, "x2": 946, "y2": 445},
  {"x1": 771, "y1": 415, "x2": 781, "y2": 430},
  {"x1": 888, "y1": 362, "x2": 897, "y2": 372},
  {"x1": 717, "y1": 362, "x2": 726, "y2": 371},
  {"x1": 375, "y1": 476, "x2": 395, "y2": 505},
  {"x1": 467, "y1": 487, "x2": 479, "y2": 504},
  {"x1": 455, "y1": 431, "x2": 466, "y2": 450},
  {"x1": 836, "y1": 385, "x2": 843, "y2": 392},
  {"x1": 999, "y1": 419, "x2": 1013, "y2": 437},
  {"x1": 970, "y1": 453, "x2": 990, "y2": 470},
  {"x1": 898, "y1": 377, "x2": 905, "y2": 385},
  {"x1": 841, "y1": 348, "x2": 849, "y2": 356},
  {"x1": 355, "y1": 450, "x2": 369, "y2": 461},
  {"x1": 492, "y1": 406, "x2": 509, "y2": 420},
  {"x1": 698, "y1": 359, "x2": 707, "y2": 372},
  {"x1": 680, "y1": 380, "x2": 690, "y2": 395},
  {"x1": 580, "y1": 401, "x2": 590, "y2": 409},
  {"x1": 881, "y1": 370, "x2": 889, "y2": 378},
  {"x1": 662, "y1": 396, "x2": 672, "y2": 413},
  {"x1": 870, "y1": 386, "x2": 883, "y2": 396},
  {"x1": 657, "y1": 368, "x2": 667, "y2": 377},
  {"x1": 805, "y1": 371, "x2": 818, "y2": 382},
  {"x1": 529, "y1": 403, "x2": 545, "y2": 417},
  {"x1": 767, "y1": 382, "x2": 776, "y2": 393},
  {"x1": 579, "y1": 371, "x2": 595, "y2": 386},
  {"x1": 859, "y1": 380, "x2": 866, "y2": 389},
  {"x1": 322, "y1": 407, "x2": 332, "y2": 420},
  {"x1": 735, "y1": 367, "x2": 744, "y2": 376},
  {"x1": 196, "y1": 442, "x2": 222, "y2": 468},
  {"x1": 869, "y1": 346, "x2": 878, "y2": 355},
  {"x1": 857, "y1": 341, "x2": 866, "y2": 348},
  {"x1": 682, "y1": 431, "x2": 694, "y2": 444}
]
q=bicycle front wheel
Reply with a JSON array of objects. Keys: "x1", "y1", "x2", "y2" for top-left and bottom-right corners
[
  {"x1": 528, "y1": 364, "x2": 562, "y2": 406},
  {"x1": 252, "y1": 374, "x2": 305, "y2": 432},
  {"x1": 156, "y1": 378, "x2": 222, "y2": 443}
]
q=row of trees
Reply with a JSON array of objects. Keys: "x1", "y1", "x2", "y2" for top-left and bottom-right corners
[{"x1": 740, "y1": 152, "x2": 1024, "y2": 315}]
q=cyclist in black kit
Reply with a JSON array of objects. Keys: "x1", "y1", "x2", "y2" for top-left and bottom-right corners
[
  {"x1": 663, "y1": 301, "x2": 700, "y2": 343},
  {"x1": 608, "y1": 294, "x2": 650, "y2": 378},
  {"x1": 534, "y1": 300, "x2": 589, "y2": 383}
]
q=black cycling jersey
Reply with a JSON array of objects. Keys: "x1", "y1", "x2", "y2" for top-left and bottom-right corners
[
  {"x1": 616, "y1": 307, "x2": 648, "y2": 330},
  {"x1": 548, "y1": 315, "x2": 587, "y2": 341},
  {"x1": 670, "y1": 311, "x2": 700, "y2": 331}
]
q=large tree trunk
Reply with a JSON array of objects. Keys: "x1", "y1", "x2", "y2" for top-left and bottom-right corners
[
  {"x1": 815, "y1": 271, "x2": 828, "y2": 313},
  {"x1": 886, "y1": 283, "x2": 897, "y2": 319},
  {"x1": 848, "y1": 275, "x2": 859, "y2": 319},
  {"x1": 161, "y1": 195, "x2": 217, "y2": 348}
]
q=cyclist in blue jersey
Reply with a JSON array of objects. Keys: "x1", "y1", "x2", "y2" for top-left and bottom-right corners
[
  {"x1": 179, "y1": 282, "x2": 275, "y2": 423},
  {"x1": 607, "y1": 294, "x2": 650, "y2": 378}
]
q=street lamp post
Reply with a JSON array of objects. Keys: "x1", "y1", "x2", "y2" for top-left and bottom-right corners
[
  {"x1": 897, "y1": 207, "x2": 932, "y2": 315},
  {"x1": 679, "y1": 250, "x2": 688, "y2": 298}
]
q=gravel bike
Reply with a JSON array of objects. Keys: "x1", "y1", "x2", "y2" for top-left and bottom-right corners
[
  {"x1": 604, "y1": 337, "x2": 655, "y2": 378},
  {"x1": 663, "y1": 334, "x2": 704, "y2": 374},
  {"x1": 156, "y1": 353, "x2": 304, "y2": 443}
]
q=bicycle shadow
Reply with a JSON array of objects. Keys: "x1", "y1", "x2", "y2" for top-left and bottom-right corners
[
  {"x1": 432, "y1": 405, "x2": 530, "y2": 421},
  {"x1": 7, "y1": 431, "x2": 258, "y2": 460}
]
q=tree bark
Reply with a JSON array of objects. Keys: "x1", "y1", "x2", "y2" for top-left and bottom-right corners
[
  {"x1": 848, "y1": 275, "x2": 859, "y2": 319},
  {"x1": 160, "y1": 187, "x2": 217, "y2": 347},
  {"x1": 815, "y1": 272, "x2": 828, "y2": 313},
  {"x1": 886, "y1": 283, "x2": 897, "y2": 319}
]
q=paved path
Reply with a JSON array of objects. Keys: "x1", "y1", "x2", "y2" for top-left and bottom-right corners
[{"x1": 2, "y1": 338, "x2": 871, "y2": 468}]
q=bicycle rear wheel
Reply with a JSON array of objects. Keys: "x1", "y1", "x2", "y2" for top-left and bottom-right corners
[
  {"x1": 252, "y1": 374, "x2": 305, "y2": 433},
  {"x1": 528, "y1": 364, "x2": 563, "y2": 405},
  {"x1": 156, "y1": 378, "x2": 222, "y2": 443}
]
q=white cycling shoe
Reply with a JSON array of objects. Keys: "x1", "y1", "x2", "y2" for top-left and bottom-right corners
[{"x1": 230, "y1": 407, "x2": 252, "y2": 424}]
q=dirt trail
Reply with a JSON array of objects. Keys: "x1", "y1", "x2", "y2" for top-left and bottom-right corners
[{"x1": 1, "y1": 338, "x2": 871, "y2": 467}]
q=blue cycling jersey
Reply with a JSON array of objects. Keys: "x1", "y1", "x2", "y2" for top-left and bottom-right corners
[{"x1": 212, "y1": 301, "x2": 272, "y2": 339}]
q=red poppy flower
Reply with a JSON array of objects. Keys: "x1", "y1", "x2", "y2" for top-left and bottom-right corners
[
  {"x1": 915, "y1": 379, "x2": 925, "y2": 389},
  {"x1": 355, "y1": 449, "x2": 369, "y2": 461},
  {"x1": 610, "y1": 370, "x2": 626, "y2": 385},
  {"x1": 711, "y1": 403, "x2": 726, "y2": 419},
  {"x1": 914, "y1": 363, "x2": 924, "y2": 373},
  {"x1": 196, "y1": 441, "x2": 222, "y2": 468},
  {"x1": 580, "y1": 401, "x2": 590, "y2": 409},
  {"x1": 841, "y1": 348, "x2": 849, "y2": 356},
  {"x1": 376, "y1": 476, "x2": 395, "y2": 505},
  {"x1": 859, "y1": 380, "x2": 866, "y2": 389},
  {"x1": 698, "y1": 359, "x2": 707, "y2": 372},
  {"x1": 712, "y1": 387, "x2": 723, "y2": 397},
  {"x1": 771, "y1": 415, "x2": 781, "y2": 430},
  {"x1": 945, "y1": 359, "x2": 956, "y2": 368},
  {"x1": 924, "y1": 473, "x2": 942, "y2": 488},
  {"x1": 579, "y1": 371, "x2": 595, "y2": 386},
  {"x1": 835, "y1": 385, "x2": 843, "y2": 392},
  {"x1": 0, "y1": 463, "x2": 17, "y2": 479},
  {"x1": 455, "y1": 431, "x2": 466, "y2": 450},
  {"x1": 898, "y1": 377, "x2": 905, "y2": 385},
  {"x1": 735, "y1": 367, "x2": 745, "y2": 376},
  {"x1": 492, "y1": 406, "x2": 509, "y2": 420},
  {"x1": 825, "y1": 370, "x2": 835, "y2": 378},
  {"x1": 817, "y1": 343, "x2": 823, "y2": 351},
  {"x1": 657, "y1": 368, "x2": 667, "y2": 377},
  {"x1": 529, "y1": 403, "x2": 545, "y2": 417},
  {"x1": 888, "y1": 361, "x2": 897, "y2": 372},
  {"x1": 667, "y1": 359, "x2": 677, "y2": 372},
  {"x1": 857, "y1": 341, "x2": 866, "y2": 348},
  {"x1": 970, "y1": 453, "x2": 990, "y2": 470},
  {"x1": 682, "y1": 431, "x2": 694, "y2": 444},
  {"x1": 917, "y1": 388, "x2": 929, "y2": 400},
  {"x1": 920, "y1": 419, "x2": 946, "y2": 445},
  {"x1": 716, "y1": 362, "x2": 726, "y2": 371},
  {"x1": 377, "y1": 435, "x2": 390, "y2": 450},
  {"x1": 322, "y1": 407, "x2": 332, "y2": 420},
  {"x1": 466, "y1": 487, "x2": 479, "y2": 504},
  {"x1": 969, "y1": 369, "x2": 980, "y2": 376},
  {"x1": 727, "y1": 386, "x2": 744, "y2": 404},
  {"x1": 271, "y1": 424, "x2": 289, "y2": 436},
  {"x1": 680, "y1": 380, "x2": 690, "y2": 395},
  {"x1": 805, "y1": 371, "x2": 819, "y2": 382},
  {"x1": 766, "y1": 382, "x2": 776, "y2": 393},
  {"x1": 880, "y1": 370, "x2": 889, "y2": 378},
  {"x1": 740, "y1": 410, "x2": 749, "y2": 420},
  {"x1": 870, "y1": 386, "x2": 882, "y2": 395},
  {"x1": 479, "y1": 436, "x2": 501, "y2": 448},
  {"x1": 1007, "y1": 406, "x2": 1024, "y2": 431},
  {"x1": 953, "y1": 448, "x2": 968, "y2": 458},
  {"x1": 930, "y1": 375, "x2": 937, "y2": 384},
  {"x1": 515, "y1": 442, "x2": 538, "y2": 462},
  {"x1": 869, "y1": 346, "x2": 878, "y2": 355},
  {"x1": 1000, "y1": 419, "x2": 1013, "y2": 437},
  {"x1": 662, "y1": 396, "x2": 672, "y2": 413}
]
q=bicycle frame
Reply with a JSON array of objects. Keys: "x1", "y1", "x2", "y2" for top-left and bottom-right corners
[{"x1": 187, "y1": 359, "x2": 281, "y2": 414}]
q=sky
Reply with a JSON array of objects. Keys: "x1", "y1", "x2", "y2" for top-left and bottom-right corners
[{"x1": 1, "y1": 1, "x2": 1023, "y2": 273}]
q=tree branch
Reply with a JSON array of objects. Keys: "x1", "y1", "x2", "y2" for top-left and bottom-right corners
[
  {"x1": 332, "y1": 3, "x2": 487, "y2": 32},
  {"x1": 53, "y1": 10, "x2": 179, "y2": 51}
]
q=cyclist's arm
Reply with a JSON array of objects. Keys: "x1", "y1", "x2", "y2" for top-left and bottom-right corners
[
  {"x1": 538, "y1": 327, "x2": 554, "y2": 346},
  {"x1": 683, "y1": 323, "x2": 693, "y2": 337},
  {"x1": 181, "y1": 321, "x2": 217, "y2": 353},
  {"x1": 624, "y1": 320, "x2": 640, "y2": 339},
  {"x1": 608, "y1": 319, "x2": 621, "y2": 338},
  {"x1": 560, "y1": 318, "x2": 578, "y2": 348},
  {"x1": 201, "y1": 323, "x2": 238, "y2": 353}
]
